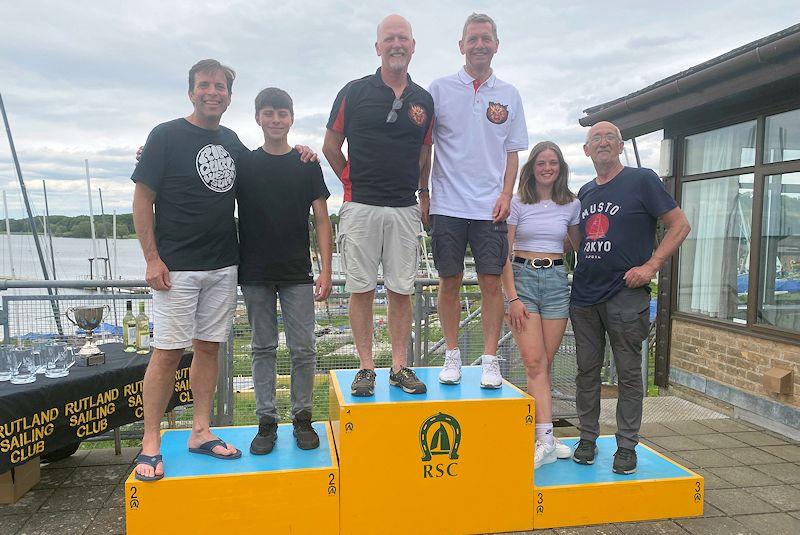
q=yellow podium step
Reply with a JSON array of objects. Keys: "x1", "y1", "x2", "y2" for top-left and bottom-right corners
[
  {"x1": 330, "y1": 366, "x2": 535, "y2": 535},
  {"x1": 533, "y1": 436, "x2": 703, "y2": 529},
  {"x1": 125, "y1": 424, "x2": 339, "y2": 535}
]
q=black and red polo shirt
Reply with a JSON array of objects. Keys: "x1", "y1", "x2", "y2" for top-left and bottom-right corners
[{"x1": 326, "y1": 68, "x2": 434, "y2": 207}]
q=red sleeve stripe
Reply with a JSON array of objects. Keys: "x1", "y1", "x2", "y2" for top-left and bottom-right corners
[
  {"x1": 341, "y1": 160, "x2": 352, "y2": 202},
  {"x1": 332, "y1": 96, "x2": 347, "y2": 134},
  {"x1": 423, "y1": 116, "x2": 434, "y2": 145}
]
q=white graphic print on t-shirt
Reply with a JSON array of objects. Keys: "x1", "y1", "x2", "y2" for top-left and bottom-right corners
[{"x1": 195, "y1": 144, "x2": 236, "y2": 192}]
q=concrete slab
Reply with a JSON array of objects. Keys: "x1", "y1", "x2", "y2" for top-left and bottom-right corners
[
  {"x1": 615, "y1": 520, "x2": 687, "y2": 534},
  {"x1": 727, "y1": 431, "x2": 790, "y2": 447},
  {"x1": 759, "y1": 444, "x2": 800, "y2": 462},
  {"x1": 62, "y1": 464, "x2": 130, "y2": 487},
  {"x1": 704, "y1": 488, "x2": 778, "y2": 515},
  {"x1": 638, "y1": 423, "x2": 679, "y2": 437},
  {"x1": 707, "y1": 465, "x2": 782, "y2": 487},
  {"x1": 751, "y1": 462, "x2": 800, "y2": 484},
  {"x1": 0, "y1": 487, "x2": 54, "y2": 516},
  {"x1": 84, "y1": 506, "x2": 125, "y2": 535},
  {"x1": 80, "y1": 447, "x2": 139, "y2": 467},
  {"x1": 551, "y1": 526, "x2": 623, "y2": 534},
  {"x1": 17, "y1": 510, "x2": 96, "y2": 535},
  {"x1": 717, "y1": 446, "x2": 785, "y2": 465},
  {"x1": 692, "y1": 433, "x2": 747, "y2": 448},
  {"x1": 735, "y1": 512, "x2": 800, "y2": 535},
  {"x1": 35, "y1": 467, "x2": 75, "y2": 489},
  {"x1": 674, "y1": 449, "x2": 741, "y2": 468},
  {"x1": 0, "y1": 514, "x2": 30, "y2": 535},
  {"x1": 40, "y1": 450, "x2": 88, "y2": 469},
  {"x1": 701, "y1": 418, "x2": 755, "y2": 433},
  {"x1": 692, "y1": 468, "x2": 735, "y2": 490},
  {"x1": 646, "y1": 435, "x2": 708, "y2": 451},
  {"x1": 660, "y1": 420, "x2": 714, "y2": 435},
  {"x1": 676, "y1": 516, "x2": 756, "y2": 535},
  {"x1": 743, "y1": 485, "x2": 800, "y2": 512},
  {"x1": 37, "y1": 484, "x2": 115, "y2": 512}
]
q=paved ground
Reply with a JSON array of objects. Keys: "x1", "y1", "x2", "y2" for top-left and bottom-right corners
[{"x1": 1, "y1": 409, "x2": 799, "y2": 534}]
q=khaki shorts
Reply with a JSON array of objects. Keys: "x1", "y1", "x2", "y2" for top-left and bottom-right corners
[
  {"x1": 337, "y1": 201, "x2": 421, "y2": 295},
  {"x1": 152, "y1": 265, "x2": 238, "y2": 350}
]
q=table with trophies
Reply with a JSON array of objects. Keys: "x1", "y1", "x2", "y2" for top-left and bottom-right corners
[{"x1": 0, "y1": 305, "x2": 193, "y2": 473}]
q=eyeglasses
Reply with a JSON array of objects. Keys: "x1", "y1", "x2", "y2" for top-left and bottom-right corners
[
  {"x1": 386, "y1": 98, "x2": 403, "y2": 123},
  {"x1": 588, "y1": 133, "x2": 621, "y2": 144}
]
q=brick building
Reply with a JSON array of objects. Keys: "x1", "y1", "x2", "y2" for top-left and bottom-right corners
[{"x1": 580, "y1": 24, "x2": 800, "y2": 437}]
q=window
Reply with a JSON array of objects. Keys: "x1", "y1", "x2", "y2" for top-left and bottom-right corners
[
  {"x1": 758, "y1": 173, "x2": 800, "y2": 330},
  {"x1": 684, "y1": 121, "x2": 756, "y2": 175},
  {"x1": 677, "y1": 174, "x2": 753, "y2": 323},
  {"x1": 764, "y1": 109, "x2": 800, "y2": 164}
]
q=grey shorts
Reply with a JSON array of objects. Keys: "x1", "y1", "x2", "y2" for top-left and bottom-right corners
[
  {"x1": 511, "y1": 261, "x2": 570, "y2": 319},
  {"x1": 430, "y1": 215, "x2": 508, "y2": 277}
]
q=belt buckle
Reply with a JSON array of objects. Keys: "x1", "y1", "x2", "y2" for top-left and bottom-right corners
[{"x1": 532, "y1": 258, "x2": 553, "y2": 269}]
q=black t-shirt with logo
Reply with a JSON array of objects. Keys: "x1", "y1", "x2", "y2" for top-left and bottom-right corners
[
  {"x1": 571, "y1": 166, "x2": 677, "y2": 307},
  {"x1": 131, "y1": 118, "x2": 247, "y2": 271},
  {"x1": 327, "y1": 68, "x2": 434, "y2": 207},
  {"x1": 237, "y1": 148, "x2": 330, "y2": 285}
]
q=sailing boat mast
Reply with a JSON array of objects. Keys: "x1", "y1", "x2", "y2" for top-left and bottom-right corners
[
  {"x1": 84, "y1": 159, "x2": 98, "y2": 279},
  {"x1": 98, "y1": 188, "x2": 112, "y2": 280},
  {"x1": 0, "y1": 91, "x2": 63, "y2": 335},
  {"x1": 2, "y1": 190, "x2": 15, "y2": 278},
  {"x1": 42, "y1": 180, "x2": 57, "y2": 280}
]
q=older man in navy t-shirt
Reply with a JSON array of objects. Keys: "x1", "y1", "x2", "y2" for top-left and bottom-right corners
[{"x1": 570, "y1": 121, "x2": 690, "y2": 475}]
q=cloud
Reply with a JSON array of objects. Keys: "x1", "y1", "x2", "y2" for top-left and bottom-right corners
[{"x1": 0, "y1": 0, "x2": 794, "y2": 216}]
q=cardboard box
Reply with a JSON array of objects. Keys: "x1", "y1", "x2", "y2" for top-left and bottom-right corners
[
  {"x1": 763, "y1": 367, "x2": 793, "y2": 394},
  {"x1": 0, "y1": 457, "x2": 40, "y2": 504}
]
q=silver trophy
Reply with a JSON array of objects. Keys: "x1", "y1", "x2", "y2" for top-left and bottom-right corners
[{"x1": 65, "y1": 305, "x2": 109, "y2": 365}]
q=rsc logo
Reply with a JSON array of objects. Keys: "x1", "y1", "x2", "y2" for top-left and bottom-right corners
[{"x1": 420, "y1": 412, "x2": 461, "y2": 479}]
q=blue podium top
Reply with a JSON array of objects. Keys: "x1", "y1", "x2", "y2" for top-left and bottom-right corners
[
  {"x1": 158, "y1": 423, "x2": 334, "y2": 479},
  {"x1": 333, "y1": 366, "x2": 526, "y2": 405},
  {"x1": 534, "y1": 436, "x2": 694, "y2": 487}
]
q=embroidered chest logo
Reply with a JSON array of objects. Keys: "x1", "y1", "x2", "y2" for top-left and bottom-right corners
[
  {"x1": 486, "y1": 102, "x2": 509, "y2": 124},
  {"x1": 408, "y1": 104, "x2": 428, "y2": 127},
  {"x1": 196, "y1": 144, "x2": 236, "y2": 192}
]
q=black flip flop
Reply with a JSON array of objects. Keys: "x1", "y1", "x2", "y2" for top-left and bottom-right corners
[
  {"x1": 188, "y1": 438, "x2": 242, "y2": 460},
  {"x1": 134, "y1": 453, "x2": 164, "y2": 482}
]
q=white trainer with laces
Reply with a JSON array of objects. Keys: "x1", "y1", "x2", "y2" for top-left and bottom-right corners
[
  {"x1": 534, "y1": 440, "x2": 558, "y2": 469},
  {"x1": 553, "y1": 436, "x2": 572, "y2": 459},
  {"x1": 438, "y1": 348, "x2": 462, "y2": 384},
  {"x1": 480, "y1": 354, "x2": 503, "y2": 389}
]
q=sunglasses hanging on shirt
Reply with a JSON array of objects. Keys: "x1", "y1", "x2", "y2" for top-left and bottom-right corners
[{"x1": 386, "y1": 98, "x2": 404, "y2": 123}]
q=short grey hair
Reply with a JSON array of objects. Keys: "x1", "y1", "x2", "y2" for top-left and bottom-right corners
[
  {"x1": 462, "y1": 13, "x2": 497, "y2": 41},
  {"x1": 585, "y1": 122, "x2": 622, "y2": 143}
]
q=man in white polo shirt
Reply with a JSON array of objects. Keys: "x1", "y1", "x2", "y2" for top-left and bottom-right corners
[{"x1": 422, "y1": 12, "x2": 528, "y2": 388}]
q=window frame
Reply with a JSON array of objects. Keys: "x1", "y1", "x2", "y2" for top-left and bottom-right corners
[{"x1": 671, "y1": 101, "x2": 800, "y2": 344}]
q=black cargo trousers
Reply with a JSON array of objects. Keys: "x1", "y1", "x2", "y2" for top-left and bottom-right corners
[{"x1": 569, "y1": 286, "x2": 650, "y2": 449}]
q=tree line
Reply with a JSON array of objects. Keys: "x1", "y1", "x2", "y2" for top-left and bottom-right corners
[{"x1": 5, "y1": 213, "x2": 343, "y2": 239}]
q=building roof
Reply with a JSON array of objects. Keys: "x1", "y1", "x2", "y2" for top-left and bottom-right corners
[{"x1": 580, "y1": 24, "x2": 800, "y2": 136}]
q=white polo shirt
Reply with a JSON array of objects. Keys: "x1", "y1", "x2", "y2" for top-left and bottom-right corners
[{"x1": 429, "y1": 68, "x2": 528, "y2": 220}]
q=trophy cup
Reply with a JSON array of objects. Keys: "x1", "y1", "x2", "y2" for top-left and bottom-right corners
[{"x1": 65, "y1": 305, "x2": 110, "y2": 366}]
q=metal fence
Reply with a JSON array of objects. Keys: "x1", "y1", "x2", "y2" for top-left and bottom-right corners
[{"x1": 0, "y1": 277, "x2": 645, "y2": 436}]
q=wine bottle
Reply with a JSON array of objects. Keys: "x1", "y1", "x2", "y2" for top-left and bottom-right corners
[
  {"x1": 136, "y1": 302, "x2": 150, "y2": 355},
  {"x1": 123, "y1": 301, "x2": 137, "y2": 352}
]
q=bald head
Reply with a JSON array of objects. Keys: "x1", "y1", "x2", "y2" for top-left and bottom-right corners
[
  {"x1": 375, "y1": 14, "x2": 415, "y2": 75},
  {"x1": 585, "y1": 121, "x2": 622, "y2": 144},
  {"x1": 377, "y1": 14, "x2": 412, "y2": 40}
]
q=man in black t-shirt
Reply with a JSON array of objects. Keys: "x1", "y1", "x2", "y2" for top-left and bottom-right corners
[
  {"x1": 131, "y1": 59, "x2": 247, "y2": 481},
  {"x1": 569, "y1": 121, "x2": 691, "y2": 475},
  {"x1": 238, "y1": 88, "x2": 332, "y2": 454},
  {"x1": 322, "y1": 14, "x2": 433, "y2": 398}
]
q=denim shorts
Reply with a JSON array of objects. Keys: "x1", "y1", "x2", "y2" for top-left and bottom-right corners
[{"x1": 511, "y1": 262, "x2": 570, "y2": 319}]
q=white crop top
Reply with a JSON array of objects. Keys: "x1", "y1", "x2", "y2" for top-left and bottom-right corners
[{"x1": 508, "y1": 195, "x2": 581, "y2": 254}]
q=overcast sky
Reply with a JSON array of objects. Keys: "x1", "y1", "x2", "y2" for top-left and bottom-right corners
[{"x1": 0, "y1": 0, "x2": 795, "y2": 217}]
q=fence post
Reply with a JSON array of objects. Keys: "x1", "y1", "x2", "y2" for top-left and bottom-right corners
[{"x1": 214, "y1": 327, "x2": 235, "y2": 426}]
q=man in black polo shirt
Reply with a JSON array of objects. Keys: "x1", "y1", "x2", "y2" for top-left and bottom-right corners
[{"x1": 322, "y1": 14, "x2": 434, "y2": 397}]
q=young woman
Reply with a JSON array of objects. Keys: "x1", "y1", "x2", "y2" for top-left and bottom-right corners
[{"x1": 501, "y1": 141, "x2": 581, "y2": 468}]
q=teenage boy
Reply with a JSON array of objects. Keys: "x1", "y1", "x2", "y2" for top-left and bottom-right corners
[{"x1": 238, "y1": 88, "x2": 332, "y2": 453}]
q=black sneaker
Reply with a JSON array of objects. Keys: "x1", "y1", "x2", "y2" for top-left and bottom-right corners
[
  {"x1": 292, "y1": 410, "x2": 320, "y2": 450},
  {"x1": 250, "y1": 417, "x2": 278, "y2": 455},
  {"x1": 613, "y1": 447, "x2": 637, "y2": 474},
  {"x1": 389, "y1": 367, "x2": 427, "y2": 394},
  {"x1": 572, "y1": 438, "x2": 598, "y2": 465},
  {"x1": 351, "y1": 369, "x2": 376, "y2": 397}
]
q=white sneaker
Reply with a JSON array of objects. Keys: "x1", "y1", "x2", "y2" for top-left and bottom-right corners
[
  {"x1": 480, "y1": 354, "x2": 502, "y2": 389},
  {"x1": 535, "y1": 440, "x2": 558, "y2": 469},
  {"x1": 553, "y1": 436, "x2": 572, "y2": 459},
  {"x1": 438, "y1": 348, "x2": 462, "y2": 384}
]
